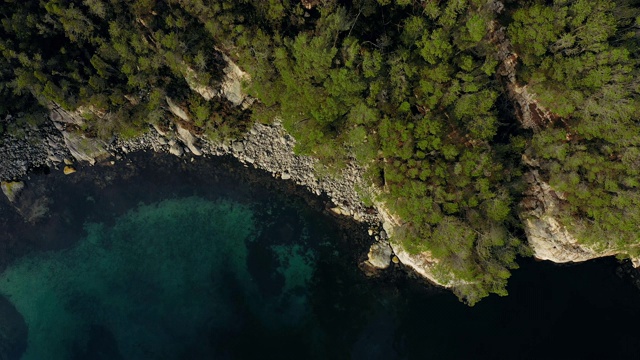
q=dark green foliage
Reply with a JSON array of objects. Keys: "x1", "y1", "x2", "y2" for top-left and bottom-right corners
[{"x1": 0, "y1": 0, "x2": 245, "y2": 140}]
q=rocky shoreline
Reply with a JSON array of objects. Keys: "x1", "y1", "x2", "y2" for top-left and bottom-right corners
[{"x1": 0, "y1": 109, "x2": 399, "y2": 276}]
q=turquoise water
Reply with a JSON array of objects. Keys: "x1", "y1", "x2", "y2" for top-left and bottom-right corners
[
  {"x1": 1, "y1": 197, "x2": 261, "y2": 358},
  {"x1": 2, "y1": 153, "x2": 640, "y2": 359}
]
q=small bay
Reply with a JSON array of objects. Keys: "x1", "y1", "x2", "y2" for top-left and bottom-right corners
[{"x1": 0, "y1": 153, "x2": 639, "y2": 359}]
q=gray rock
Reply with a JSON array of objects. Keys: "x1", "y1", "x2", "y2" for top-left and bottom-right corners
[
  {"x1": 48, "y1": 104, "x2": 85, "y2": 126},
  {"x1": 47, "y1": 154, "x2": 62, "y2": 163},
  {"x1": 232, "y1": 141, "x2": 245, "y2": 153},
  {"x1": 62, "y1": 131, "x2": 108, "y2": 165},
  {"x1": 152, "y1": 123, "x2": 168, "y2": 136},
  {"x1": 165, "y1": 97, "x2": 190, "y2": 122},
  {"x1": 176, "y1": 124, "x2": 202, "y2": 156},
  {"x1": 169, "y1": 143, "x2": 184, "y2": 157},
  {"x1": 365, "y1": 241, "x2": 393, "y2": 270}
]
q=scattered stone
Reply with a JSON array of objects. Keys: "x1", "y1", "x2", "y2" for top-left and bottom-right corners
[
  {"x1": 232, "y1": 141, "x2": 245, "y2": 153},
  {"x1": 64, "y1": 158, "x2": 73, "y2": 165}
]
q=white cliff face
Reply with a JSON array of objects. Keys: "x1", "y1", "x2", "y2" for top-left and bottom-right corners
[
  {"x1": 372, "y1": 203, "x2": 453, "y2": 287},
  {"x1": 519, "y1": 170, "x2": 639, "y2": 265},
  {"x1": 489, "y1": 18, "x2": 640, "y2": 268}
]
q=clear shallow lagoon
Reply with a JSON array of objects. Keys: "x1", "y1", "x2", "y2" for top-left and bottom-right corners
[{"x1": 1, "y1": 153, "x2": 640, "y2": 359}]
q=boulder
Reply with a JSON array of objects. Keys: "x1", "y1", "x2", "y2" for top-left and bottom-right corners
[
  {"x1": 364, "y1": 242, "x2": 393, "y2": 270},
  {"x1": 169, "y1": 143, "x2": 184, "y2": 157},
  {"x1": 175, "y1": 124, "x2": 202, "y2": 156},
  {"x1": 63, "y1": 166, "x2": 76, "y2": 175},
  {"x1": 231, "y1": 141, "x2": 245, "y2": 153}
]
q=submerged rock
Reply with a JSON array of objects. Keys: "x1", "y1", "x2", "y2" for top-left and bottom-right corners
[
  {"x1": 63, "y1": 166, "x2": 76, "y2": 175},
  {"x1": 1, "y1": 181, "x2": 25, "y2": 203}
]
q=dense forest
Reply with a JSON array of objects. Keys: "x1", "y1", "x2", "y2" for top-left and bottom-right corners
[{"x1": 0, "y1": 0, "x2": 638, "y2": 305}]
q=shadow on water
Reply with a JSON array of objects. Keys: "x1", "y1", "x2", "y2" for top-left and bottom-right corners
[{"x1": 1, "y1": 152, "x2": 640, "y2": 359}]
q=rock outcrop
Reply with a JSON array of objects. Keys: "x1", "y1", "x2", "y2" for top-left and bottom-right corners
[
  {"x1": 218, "y1": 52, "x2": 254, "y2": 109},
  {"x1": 165, "y1": 97, "x2": 190, "y2": 122},
  {"x1": 175, "y1": 124, "x2": 203, "y2": 156},
  {"x1": 488, "y1": 12, "x2": 636, "y2": 267},
  {"x1": 62, "y1": 131, "x2": 109, "y2": 165},
  {"x1": 374, "y1": 203, "x2": 453, "y2": 287},
  {"x1": 519, "y1": 170, "x2": 639, "y2": 265},
  {"x1": 48, "y1": 103, "x2": 85, "y2": 126},
  {"x1": 182, "y1": 65, "x2": 216, "y2": 101},
  {"x1": 490, "y1": 20, "x2": 559, "y2": 131}
]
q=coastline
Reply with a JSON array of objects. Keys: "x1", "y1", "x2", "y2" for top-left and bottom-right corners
[{"x1": 0, "y1": 112, "x2": 408, "y2": 278}]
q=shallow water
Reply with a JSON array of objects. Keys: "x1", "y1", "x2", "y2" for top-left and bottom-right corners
[{"x1": 1, "y1": 153, "x2": 640, "y2": 359}]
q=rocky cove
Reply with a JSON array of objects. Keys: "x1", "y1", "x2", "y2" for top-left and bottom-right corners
[
  {"x1": 0, "y1": 106, "x2": 399, "y2": 272},
  {"x1": 3, "y1": 100, "x2": 640, "y2": 295},
  {"x1": 1, "y1": 34, "x2": 638, "y2": 295},
  {"x1": 2, "y1": 147, "x2": 640, "y2": 359}
]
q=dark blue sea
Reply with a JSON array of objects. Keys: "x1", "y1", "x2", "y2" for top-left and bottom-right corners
[{"x1": 1, "y1": 152, "x2": 640, "y2": 359}]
